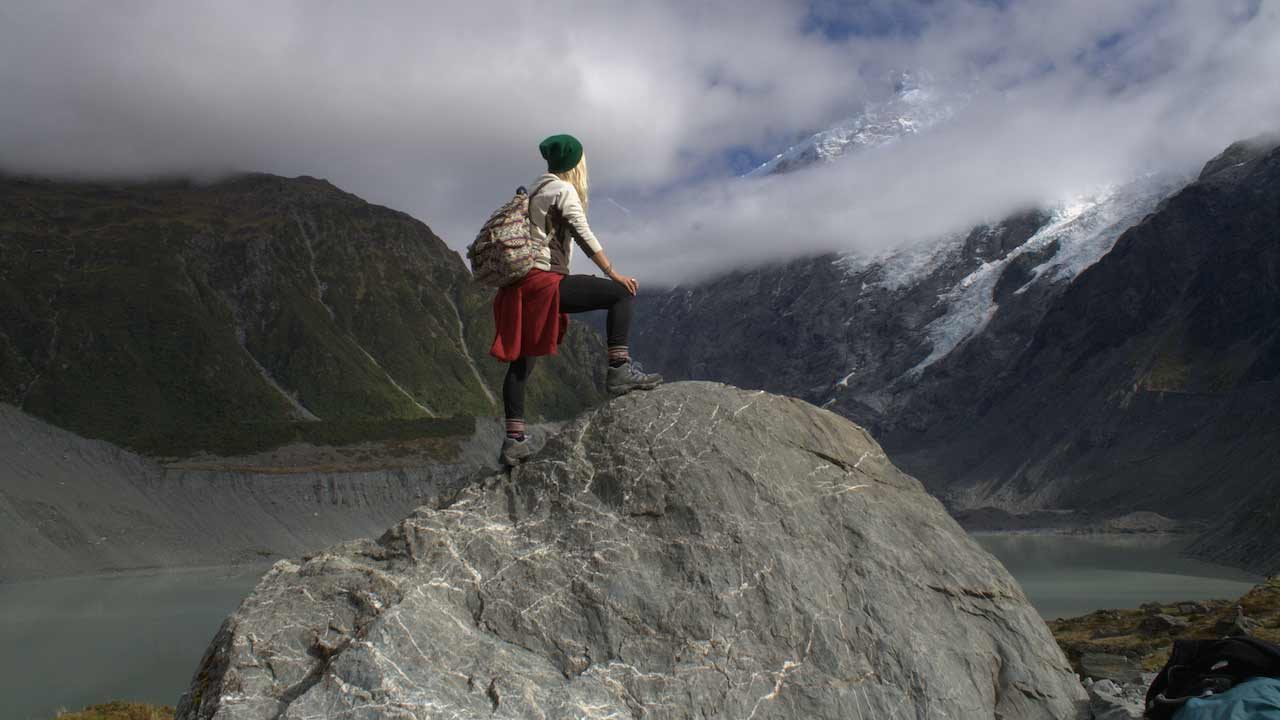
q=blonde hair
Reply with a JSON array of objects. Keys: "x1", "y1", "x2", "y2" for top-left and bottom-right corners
[{"x1": 554, "y1": 153, "x2": 589, "y2": 213}]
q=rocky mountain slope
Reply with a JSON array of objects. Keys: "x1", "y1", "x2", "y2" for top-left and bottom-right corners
[
  {"x1": 894, "y1": 137, "x2": 1280, "y2": 572},
  {"x1": 0, "y1": 174, "x2": 602, "y2": 455},
  {"x1": 177, "y1": 382, "x2": 1087, "y2": 720},
  {"x1": 631, "y1": 172, "x2": 1183, "y2": 432},
  {"x1": 0, "y1": 401, "x2": 551, "y2": 580},
  {"x1": 630, "y1": 137, "x2": 1280, "y2": 573}
]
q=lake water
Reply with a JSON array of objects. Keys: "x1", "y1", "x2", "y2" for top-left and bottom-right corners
[
  {"x1": 0, "y1": 565, "x2": 265, "y2": 720},
  {"x1": 0, "y1": 534, "x2": 1262, "y2": 719},
  {"x1": 974, "y1": 533, "x2": 1261, "y2": 619}
]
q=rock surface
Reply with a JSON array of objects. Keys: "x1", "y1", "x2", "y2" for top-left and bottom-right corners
[
  {"x1": 1080, "y1": 653, "x2": 1144, "y2": 684},
  {"x1": 1138, "y1": 614, "x2": 1189, "y2": 635},
  {"x1": 1085, "y1": 679, "x2": 1145, "y2": 720},
  {"x1": 178, "y1": 382, "x2": 1087, "y2": 719}
]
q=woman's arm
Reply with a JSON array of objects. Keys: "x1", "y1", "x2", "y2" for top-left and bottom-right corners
[
  {"x1": 589, "y1": 249, "x2": 637, "y2": 295},
  {"x1": 557, "y1": 188, "x2": 603, "y2": 257},
  {"x1": 558, "y1": 185, "x2": 637, "y2": 295}
]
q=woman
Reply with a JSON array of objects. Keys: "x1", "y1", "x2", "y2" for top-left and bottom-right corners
[{"x1": 490, "y1": 133, "x2": 663, "y2": 465}]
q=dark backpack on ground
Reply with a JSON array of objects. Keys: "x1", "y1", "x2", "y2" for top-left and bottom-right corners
[{"x1": 1145, "y1": 637, "x2": 1280, "y2": 719}]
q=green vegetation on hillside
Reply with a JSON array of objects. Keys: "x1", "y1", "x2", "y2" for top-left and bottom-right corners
[
  {"x1": 135, "y1": 414, "x2": 474, "y2": 459},
  {"x1": 0, "y1": 174, "x2": 604, "y2": 456},
  {"x1": 52, "y1": 702, "x2": 172, "y2": 720}
]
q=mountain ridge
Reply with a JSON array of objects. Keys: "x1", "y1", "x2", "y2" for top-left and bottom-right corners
[
  {"x1": 0, "y1": 172, "x2": 604, "y2": 455},
  {"x1": 893, "y1": 137, "x2": 1280, "y2": 573}
]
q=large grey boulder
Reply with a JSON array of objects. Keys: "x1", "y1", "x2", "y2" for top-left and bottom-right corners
[{"x1": 177, "y1": 382, "x2": 1087, "y2": 719}]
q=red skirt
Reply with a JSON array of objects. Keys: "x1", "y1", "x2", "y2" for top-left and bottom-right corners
[{"x1": 489, "y1": 269, "x2": 569, "y2": 362}]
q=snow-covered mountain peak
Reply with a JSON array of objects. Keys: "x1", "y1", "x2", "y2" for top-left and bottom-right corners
[{"x1": 747, "y1": 73, "x2": 956, "y2": 177}]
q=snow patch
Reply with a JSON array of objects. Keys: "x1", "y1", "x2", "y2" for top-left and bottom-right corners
[
  {"x1": 748, "y1": 75, "x2": 957, "y2": 177},
  {"x1": 904, "y1": 173, "x2": 1185, "y2": 375},
  {"x1": 825, "y1": 173, "x2": 1185, "y2": 394},
  {"x1": 835, "y1": 231, "x2": 962, "y2": 292}
]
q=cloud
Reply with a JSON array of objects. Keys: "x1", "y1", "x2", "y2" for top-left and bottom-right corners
[
  {"x1": 607, "y1": 0, "x2": 1280, "y2": 283},
  {"x1": 2, "y1": 1, "x2": 1278, "y2": 284},
  {"x1": 0, "y1": 1, "x2": 861, "y2": 239}
]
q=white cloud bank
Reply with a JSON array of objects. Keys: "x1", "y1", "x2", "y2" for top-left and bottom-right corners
[{"x1": 1, "y1": 1, "x2": 1277, "y2": 283}]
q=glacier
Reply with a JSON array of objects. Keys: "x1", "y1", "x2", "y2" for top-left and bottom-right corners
[
  {"x1": 746, "y1": 73, "x2": 956, "y2": 177},
  {"x1": 736, "y1": 72, "x2": 1190, "y2": 396}
]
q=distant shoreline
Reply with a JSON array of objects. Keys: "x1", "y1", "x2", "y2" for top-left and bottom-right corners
[
  {"x1": 954, "y1": 506, "x2": 1193, "y2": 535},
  {"x1": 965, "y1": 527, "x2": 1189, "y2": 538},
  {"x1": 0, "y1": 561, "x2": 272, "y2": 587}
]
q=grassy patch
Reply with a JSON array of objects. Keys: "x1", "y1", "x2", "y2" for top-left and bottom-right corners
[
  {"x1": 1050, "y1": 577, "x2": 1280, "y2": 674},
  {"x1": 136, "y1": 415, "x2": 474, "y2": 459},
  {"x1": 1141, "y1": 350, "x2": 1190, "y2": 392},
  {"x1": 53, "y1": 702, "x2": 173, "y2": 720}
]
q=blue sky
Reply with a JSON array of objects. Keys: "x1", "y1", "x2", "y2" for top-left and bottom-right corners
[
  {"x1": 1, "y1": 1, "x2": 1277, "y2": 282},
  {"x1": 803, "y1": 0, "x2": 939, "y2": 41}
]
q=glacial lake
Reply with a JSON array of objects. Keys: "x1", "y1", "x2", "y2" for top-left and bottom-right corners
[
  {"x1": 973, "y1": 532, "x2": 1261, "y2": 619},
  {"x1": 0, "y1": 534, "x2": 1263, "y2": 719},
  {"x1": 0, "y1": 565, "x2": 266, "y2": 720}
]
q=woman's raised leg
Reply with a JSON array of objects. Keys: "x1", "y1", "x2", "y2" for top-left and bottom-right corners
[
  {"x1": 558, "y1": 274, "x2": 662, "y2": 395},
  {"x1": 558, "y1": 274, "x2": 632, "y2": 359}
]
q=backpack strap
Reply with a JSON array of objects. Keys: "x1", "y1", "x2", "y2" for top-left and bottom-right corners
[
  {"x1": 527, "y1": 178, "x2": 559, "y2": 236},
  {"x1": 529, "y1": 178, "x2": 557, "y2": 197}
]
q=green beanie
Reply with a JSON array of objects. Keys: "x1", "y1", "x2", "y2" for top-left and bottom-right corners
[{"x1": 539, "y1": 134, "x2": 584, "y2": 173}]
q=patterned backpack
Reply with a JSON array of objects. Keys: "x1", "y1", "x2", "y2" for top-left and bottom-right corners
[{"x1": 467, "y1": 179, "x2": 555, "y2": 288}]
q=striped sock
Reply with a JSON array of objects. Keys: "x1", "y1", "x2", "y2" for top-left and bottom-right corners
[
  {"x1": 505, "y1": 418, "x2": 526, "y2": 441},
  {"x1": 607, "y1": 346, "x2": 630, "y2": 367}
]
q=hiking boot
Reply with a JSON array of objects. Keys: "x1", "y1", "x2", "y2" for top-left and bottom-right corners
[
  {"x1": 500, "y1": 435, "x2": 533, "y2": 466},
  {"x1": 606, "y1": 361, "x2": 663, "y2": 397}
]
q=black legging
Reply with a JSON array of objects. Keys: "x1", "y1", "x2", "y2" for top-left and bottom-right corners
[{"x1": 503, "y1": 274, "x2": 632, "y2": 419}]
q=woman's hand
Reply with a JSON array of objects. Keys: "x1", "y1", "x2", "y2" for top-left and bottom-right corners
[
  {"x1": 610, "y1": 270, "x2": 638, "y2": 295},
  {"x1": 592, "y1": 249, "x2": 637, "y2": 295}
]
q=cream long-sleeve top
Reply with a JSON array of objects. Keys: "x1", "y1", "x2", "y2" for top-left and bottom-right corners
[{"x1": 528, "y1": 173, "x2": 603, "y2": 274}]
